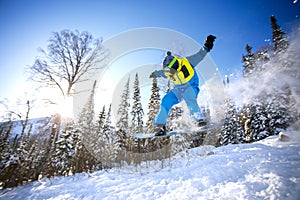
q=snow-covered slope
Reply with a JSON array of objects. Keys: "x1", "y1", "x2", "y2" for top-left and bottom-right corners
[
  {"x1": 1, "y1": 117, "x2": 51, "y2": 141},
  {"x1": 0, "y1": 131, "x2": 299, "y2": 200}
]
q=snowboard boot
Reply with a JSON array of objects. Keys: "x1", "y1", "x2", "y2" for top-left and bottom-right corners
[
  {"x1": 196, "y1": 119, "x2": 207, "y2": 128},
  {"x1": 153, "y1": 124, "x2": 166, "y2": 136}
]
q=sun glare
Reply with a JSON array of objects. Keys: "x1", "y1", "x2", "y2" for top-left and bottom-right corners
[
  {"x1": 32, "y1": 87, "x2": 74, "y2": 119},
  {"x1": 57, "y1": 97, "x2": 74, "y2": 119}
]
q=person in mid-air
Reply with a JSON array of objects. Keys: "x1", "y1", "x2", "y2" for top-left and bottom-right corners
[{"x1": 150, "y1": 35, "x2": 216, "y2": 136}]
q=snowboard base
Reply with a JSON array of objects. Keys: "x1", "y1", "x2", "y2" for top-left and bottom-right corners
[{"x1": 133, "y1": 126, "x2": 213, "y2": 139}]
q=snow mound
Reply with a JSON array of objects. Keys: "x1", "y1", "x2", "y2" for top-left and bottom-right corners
[{"x1": 0, "y1": 131, "x2": 299, "y2": 200}]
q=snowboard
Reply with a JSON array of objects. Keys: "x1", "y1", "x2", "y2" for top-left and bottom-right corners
[{"x1": 133, "y1": 125, "x2": 213, "y2": 139}]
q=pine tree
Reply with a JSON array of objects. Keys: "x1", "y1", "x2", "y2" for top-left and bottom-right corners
[
  {"x1": 242, "y1": 43, "x2": 272, "y2": 79},
  {"x1": 248, "y1": 99, "x2": 268, "y2": 141},
  {"x1": 271, "y1": 15, "x2": 289, "y2": 55},
  {"x1": 265, "y1": 90, "x2": 292, "y2": 136},
  {"x1": 103, "y1": 104, "x2": 113, "y2": 143},
  {"x1": 143, "y1": 76, "x2": 166, "y2": 152},
  {"x1": 18, "y1": 126, "x2": 34, "y2": 184},
  {"x1": 41, "y1": 114, "x2": 62, "y2": 179},
  {"x1": 221, "y1": 96, "x2": 245, "y2": 145},
  {"x1": 242, "y1": 44, "x2": 256, "y2": 77},
  {"x1": 0, "y1": 123, "x2": 12, "y2": 170},
  {"x1": 101, "y1": 104, "x2": 117, "y2": 166},
  {"x1": 97, "y1": 105, "x2": 106, "y2": 131},
  {"x1": 115, "y1": 77, "x2": 130, "y2": 151},
  {"x1": 53, "y1": 124, "x2": 75, "y2": 176},
  {"x1": 72, "y1": 126, "x2": 97, "y2": 173},
  {"x1": 146, "y1": 76, "x2": 161, "y2": 133},
  {"x1": 263, "y1": 15, "x2": 293, "y2": 136},
  {"x1": 71, "y1": 128, "x2": 84, "y2": 173},
  {"x1": 95, "y1": 105, "x2": 106, "y2": 159},
  {"x1": 1, "y1": 150, "x2": 20, "y2": 188},
  {"x1": 36, "y1": 138, "x2": 49, "y2": 179},
  {"x1": 130, "y1": 73, "x2": 144, "y2": 134},
  {"x1": 76, "y1": 80, "x2": 98, "y2": 165},
  {"x1": 24, "y1": 139, "x2": 41, "y2": 182},
  {"x1": 0, "y1": 123, "x2": 15, "y2": 188},
  {"x1": 68, "y1": 81, "x2": 102, "y2": 173},
  {"x1": 77, "y1": 80, "x2": 97, "y2": 137},
  {"x1": 256, "y1": 49, "x2": 270, "y2": 65},
  {"x1": 241, "y1": 43, "x2": 272, "y2": 142}
]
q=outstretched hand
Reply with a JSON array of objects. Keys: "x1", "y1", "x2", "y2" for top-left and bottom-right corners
[
  {"x1": 204, "y1": 35, "x2": 216, "y2": 51},
  {"x1": 149, "y1": 72, "x2": 156, "y2": 78},
  {"x1": 149, "y1": 70, "x2": 167, "y2": 78}
]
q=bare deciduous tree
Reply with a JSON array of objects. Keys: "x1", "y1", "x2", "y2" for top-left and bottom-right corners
[{"x1": 28, "y1": 30, "x2": 107, "y2": 98}]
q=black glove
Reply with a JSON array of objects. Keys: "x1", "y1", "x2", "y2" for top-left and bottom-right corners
[{"x1": 204, "y1": 35, "x2": 216, "y2": 52}]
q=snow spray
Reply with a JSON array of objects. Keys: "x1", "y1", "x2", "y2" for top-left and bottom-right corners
[{"x1": 229, "y1": 27, "x2": 300, "y2": 131}]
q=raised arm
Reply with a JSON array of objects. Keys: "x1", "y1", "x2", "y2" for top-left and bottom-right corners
[{"x1": 187, "y1": 35, "x2": 216, "y2": 66}]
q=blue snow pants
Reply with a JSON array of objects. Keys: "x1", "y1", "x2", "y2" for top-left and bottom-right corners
[
  {"x1": 153, "y1": 74, "x2": 204, "y2": 125},
  {"x1": 153, "y1": 47, "x2": 208, "y2": 125}
]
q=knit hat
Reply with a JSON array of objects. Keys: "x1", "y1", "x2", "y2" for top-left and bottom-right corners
[
  {"x1": 163, "y1": 51, "x2": 179, "y2": 71},
  {"x1": 163, "y1": 51, "x2": 175, "y2": 67}
]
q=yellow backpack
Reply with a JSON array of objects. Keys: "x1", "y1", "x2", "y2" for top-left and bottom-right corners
[{"x1": 165, "y1": 57, "x2": 195, "y2": 85}]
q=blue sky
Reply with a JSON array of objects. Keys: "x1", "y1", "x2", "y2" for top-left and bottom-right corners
[{"x1": 0, "y1": 0, "x2": 299, "y2": 103}]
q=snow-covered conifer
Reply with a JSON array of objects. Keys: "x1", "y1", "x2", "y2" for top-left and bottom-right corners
[
  {"x1": 77, "y1": 80, "x2": 96, "y2": 137},
  {"x1": 265, "y1": 91, "x2": 292, "y2": 136},
  {"x1": 103, "y1": 104, "x2": 113, "y2": 143},
  {"x1": 72, "y1": 124, "x2": 96, "y2": 173},
  {"x1": 221, "y1": 96, "x2": 245, "y2": 145},
  {"x1": 115, "y1": 77, "x2": 130, "y2": 151},
  {"x1": 248, "y1": 99, "x2": 269, "y2": 141},
  {"x1": 97, "y1": 105, "x2": 106, "y2": 131},
  {"x1": 242, "y1": 44, "x2": 256, "y2": 77},
  {"x1": 271, "y1": 15, "x2": 289, "y2": 55},
  {"x1": 146, "y1": 76, "x2": 161, "y2": 133},
  {"x1": 130, "y1": 73, "x2": 144, "y2": 134},
  {"x1": 52, "y1": 125, "x2": 75, "y2": 176}
]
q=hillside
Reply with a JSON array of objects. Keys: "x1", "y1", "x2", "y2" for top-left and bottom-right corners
[{"x1": 1, "y1": 130, "x2": 299, "y2": 200}]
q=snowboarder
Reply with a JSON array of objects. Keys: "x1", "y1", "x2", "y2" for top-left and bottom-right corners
[{"x1": 150, "y1": 35, "x2": 216, "y2": 136}]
